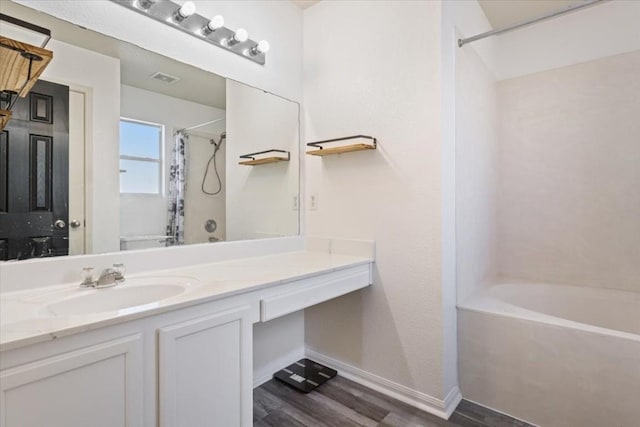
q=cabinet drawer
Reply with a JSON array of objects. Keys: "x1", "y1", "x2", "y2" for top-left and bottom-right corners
[{"x1": 260, "y1": 266, "x2": 371, "y2": 322}]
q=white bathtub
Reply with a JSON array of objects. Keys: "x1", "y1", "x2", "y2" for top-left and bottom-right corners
[{"x1": 458, "y1": 280, "x2": 640, "y2": 427}]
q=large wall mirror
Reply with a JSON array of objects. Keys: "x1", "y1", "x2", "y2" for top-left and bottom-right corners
[{"x1": 0, "y1": 1, "x2": 300, "y2": 261}]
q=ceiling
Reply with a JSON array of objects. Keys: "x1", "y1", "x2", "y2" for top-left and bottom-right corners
[
  {"x1": 290, "y1": 0, "x2": 592, "y2": 29},
  {"x1": 4, "y1": 0, "x2": 596, "y2": 95},
  {"x1": 478, "y1": 0, "x2": 588, "y2": 29},
  {"x1": 1, "y1": 1, "x2": 226, "y2": 110}
]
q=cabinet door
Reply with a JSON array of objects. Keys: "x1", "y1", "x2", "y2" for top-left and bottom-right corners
[
  {"x1": 158, "y1": 305, "x2": 252, "y2": 427},
  {"x1": 0, "y1": 334, "x2": 143, "y2": 427}
]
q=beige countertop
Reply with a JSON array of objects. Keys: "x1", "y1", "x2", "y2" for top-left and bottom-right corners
[{"x1": 0, "y1": 251, "x2": 373, "y2": 351}]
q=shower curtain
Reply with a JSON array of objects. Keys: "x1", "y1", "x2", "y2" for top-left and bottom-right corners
[{"x1": 166, "y1": 130, "x2": 187, "y2": 245}]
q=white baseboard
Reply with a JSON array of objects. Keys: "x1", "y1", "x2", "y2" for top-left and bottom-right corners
[{"x1": 305, "y1": 348, "x2": 462, "y2": 420}]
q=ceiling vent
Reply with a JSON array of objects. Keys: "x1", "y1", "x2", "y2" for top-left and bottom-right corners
[{"x1": 150, "y1": 72, "x2": 180, "y2": 84}]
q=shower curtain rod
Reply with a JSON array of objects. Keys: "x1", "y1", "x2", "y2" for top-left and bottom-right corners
[
  {"x1": 458, "y1": 0, "x2": 605, "y2": 47},
  {"x1": 177, "y1": 117, "x2": 225, "y2": 133}
]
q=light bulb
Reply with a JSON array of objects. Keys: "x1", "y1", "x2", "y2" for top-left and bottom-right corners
[
  {"x1": 174, "y1": 1, "x2": 196, "y2": 21},
  {"x1": 204, "y1": 15, "x2": 224, "y2": 34},
  {"x1": 137, "y1": 0, "x2": 157, "y2": 10},
  {"x1": 179, "y1": 1, "x2": 196, "y2": 17},
  {"x1": 228, "y1": 28, "x2": 248, "y2": 45},
  {"x1": 251, "y1": 40, "x2": 270, "y2": 55}
]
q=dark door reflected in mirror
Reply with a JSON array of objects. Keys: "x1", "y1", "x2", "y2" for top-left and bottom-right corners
[{"x1": 0, "y1": 80, "x2": 69, "y2": 260}]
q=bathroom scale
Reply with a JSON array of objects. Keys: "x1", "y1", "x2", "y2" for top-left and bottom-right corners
[{"x1": 273, "y1": 358, "x2": 337, "y2": 393}]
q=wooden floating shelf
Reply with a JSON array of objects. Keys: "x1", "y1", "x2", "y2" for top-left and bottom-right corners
[
  {"x1": 306, "y1": 135, "x2": 377, "y2": 156},
  {"x1": 0, "y1": 36, "x2": 53, "y2": 97},
  {"x1": 307, "y1": 143, "x2": 376, "y2": 156},
  {"x1": 239, "y1": 156, "x2": 290, "y2": 166},
  {"x1": 239, "y1": 149, "x2": 290, "y2": 166}
]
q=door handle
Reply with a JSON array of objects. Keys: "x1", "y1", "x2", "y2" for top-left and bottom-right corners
[
  {"x1": 54, "y1": 220, "x2": 66, "y2": 229},
  {"x1": 70, "y1": 220, "x2": 82, "y2": 228}
]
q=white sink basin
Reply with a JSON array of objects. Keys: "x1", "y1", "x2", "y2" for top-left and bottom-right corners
[{"x1": 44, "y1": 277, "x2": 197, "y2": 316}]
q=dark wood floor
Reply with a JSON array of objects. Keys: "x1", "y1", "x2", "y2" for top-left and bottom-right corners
[{"x1": 254, "y1": 376, "x2": 533, "y2": 427}]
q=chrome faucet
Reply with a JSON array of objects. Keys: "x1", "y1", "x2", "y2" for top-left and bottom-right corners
[{"x1": 80, "y1": 264, "x2": 126, "y2": 289}]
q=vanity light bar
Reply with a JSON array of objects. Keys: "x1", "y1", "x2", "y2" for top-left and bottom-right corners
[{"x1": 111, "y1": 0, "x2": 268, "y2": 65}]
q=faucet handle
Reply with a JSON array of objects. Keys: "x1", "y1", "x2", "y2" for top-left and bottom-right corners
[
  {"x1": 112, "y1": 263, "x2": 126, "y2": 281},
  {"x1": 80, "y1": 267, "x2": 95, "y2": 286}
]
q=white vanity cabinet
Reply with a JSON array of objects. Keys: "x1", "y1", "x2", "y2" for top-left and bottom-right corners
[
  {"x1": 0, "y1": 334, "x2": 144, "y2": 427},
  {"x1": 0, "y1": 251, "x2": 374, "y2": 427},
  {"x1": 157, "y1": 305, "x2": 253, "y2": 427},
  {"x1": 0, "y1": 297, "x2": 255, "y2": 427}
]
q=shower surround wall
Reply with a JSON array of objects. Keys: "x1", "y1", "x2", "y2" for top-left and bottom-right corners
[
  {"x1": 185, "y1": 132, "x2": 227, "y2": 243},
  {"x1": 454, "y1": 0, "x2": 640, "y2": 301},
  {"x1": 497, "y1": 50, "x2": 640, "y2": 293},
  {"x1": 455, "y1": 34, "x2": 498, "y2": 303},
  {"x1": 456, "y1": 3, "x2": 640, "y2": 424}
]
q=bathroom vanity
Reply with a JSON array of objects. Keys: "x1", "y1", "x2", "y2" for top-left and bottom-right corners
[
  {"x1": 0, "y1": 245, "x2": 374, "y2": 427},
  {"x1": 0, "y1": 2, "x2": 371, "y2": 426}
]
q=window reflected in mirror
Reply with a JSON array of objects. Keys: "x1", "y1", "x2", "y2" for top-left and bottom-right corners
[{"x1": 119, "y1": 119, "x2": 164, "y2": 195}]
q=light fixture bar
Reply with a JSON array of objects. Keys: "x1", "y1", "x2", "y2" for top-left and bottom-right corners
[{"x1": 111, "y1": 0, "x2": 267, "y2": 65}]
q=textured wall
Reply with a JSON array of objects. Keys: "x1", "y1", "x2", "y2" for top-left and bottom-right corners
[
  {"x1": 303, "y1": 0, "x2": 452, "y2": 400},
  {"x1": 497, "y1": 50, "x2": 640, "y2": 292}
]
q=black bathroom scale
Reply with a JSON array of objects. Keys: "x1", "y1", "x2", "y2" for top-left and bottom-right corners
[{"x1": 273, "y1": 358, "x2": 337, "y2": 393}]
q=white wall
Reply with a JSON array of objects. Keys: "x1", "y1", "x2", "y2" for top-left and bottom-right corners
[
  {"x1": 497, "y1": 50, "x2": 640, "y2": 293},
  {"x1": 303, "y1": 0, "x2": 459, "y2": 410},
  {"x1": 119, "y1": 85, "x2": 226, "y2": 244},
  {"x1": 41, "y1": 39, "x2": 121, "y2": 255},
  {"x1": 253, "y1": 311, "x2": 305, "y2": 387},
  {"x1": 225, "y1": 80, "x2": 300, "y2": 241}
]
